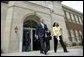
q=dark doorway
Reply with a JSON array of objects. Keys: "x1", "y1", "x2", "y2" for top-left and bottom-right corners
[
  {"x1": 33, "y1": 30, "x2": 40, "y2": 50},
  {"x1": 22, "y1": 29, "x2": 31, "y2": 52}
]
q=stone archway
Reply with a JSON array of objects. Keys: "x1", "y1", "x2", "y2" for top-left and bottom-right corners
[{"x1": 22, "y1": 15, "x2": 40, "y2": 52}]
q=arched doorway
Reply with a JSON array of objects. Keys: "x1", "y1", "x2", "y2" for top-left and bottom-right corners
[{"x1": 22, "y1": 15, "x2": 40, "y2": 52}]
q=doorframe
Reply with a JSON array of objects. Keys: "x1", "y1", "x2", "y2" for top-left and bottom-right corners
[
  {"x1": 22, "y1": 27, "x2": 36, "y2": 51},
  {"x1": 19, "y1": 14, "x2": 41, "y2": 52}
]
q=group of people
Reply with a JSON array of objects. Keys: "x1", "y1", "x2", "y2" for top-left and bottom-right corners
[{"x1": 35, "y1": 19, "x2": 68, "y2": 55}]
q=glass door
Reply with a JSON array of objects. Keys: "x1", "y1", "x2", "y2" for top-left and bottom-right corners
[{"x1": 22, "y1": 28, "x2": 31, "y2": 52}]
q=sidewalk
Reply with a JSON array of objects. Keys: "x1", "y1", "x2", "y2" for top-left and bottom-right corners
[{"x1": 1, "y1": 47, "x2": 83, "y2": 56}]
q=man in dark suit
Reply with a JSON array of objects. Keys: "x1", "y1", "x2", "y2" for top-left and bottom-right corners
[{"x1": 35, "y1": 19, "x2": 48, "y2": 55}]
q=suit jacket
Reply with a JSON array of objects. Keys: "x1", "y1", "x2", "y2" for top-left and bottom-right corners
[{"x1": 36, "y1": 23, "x2": 48, "y2": 39}]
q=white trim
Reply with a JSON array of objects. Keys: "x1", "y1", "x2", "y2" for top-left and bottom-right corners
[
  {"x1": 31, "y1": 29, "x2": 33, "y2": 50},
  {"x1": 19, "y1": 25, "x2": 23, "y2": 52}
]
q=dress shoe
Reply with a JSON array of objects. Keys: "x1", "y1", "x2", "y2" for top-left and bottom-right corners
[
  {"x1": 40, "y1": 51, "x2": 44, "y2": 54},
  {"x1": 64, "y1": 51, "x2": 69, "y2": 53},
  {"x1": 44, "y1": 51, "x2": 47, "y2": 55},
  {"x1": 54, "y1": 51, "x2": 56, "y2": 53}
]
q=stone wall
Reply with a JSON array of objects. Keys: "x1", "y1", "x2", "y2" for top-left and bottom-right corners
[{"x1": 1, "y1": 3, "x2": 8, "y2": 53}]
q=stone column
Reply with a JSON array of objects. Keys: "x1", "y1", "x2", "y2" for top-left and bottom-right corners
[{"x1": 3, "y1": 1, "x2": 15, "y2": 53}]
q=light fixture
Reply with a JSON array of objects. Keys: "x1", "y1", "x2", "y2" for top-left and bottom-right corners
[{"x1": 15, "y1": 26, "x2": 18, "y2": 33}]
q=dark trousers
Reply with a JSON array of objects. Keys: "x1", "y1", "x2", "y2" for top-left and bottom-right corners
[
  {"x1": 39, "y1": 38, "x2": 47, "y2": 53},
  {"x1": 46, "y1": 39, "x2": 50, "y2": 51},
  {"x1": 54, "y1": 35, "x2": 67, "y2": 52}
]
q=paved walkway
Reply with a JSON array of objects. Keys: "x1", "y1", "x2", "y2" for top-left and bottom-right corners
[{"x1": 1, "y1": 47, "x2": 83, "y2": 56}]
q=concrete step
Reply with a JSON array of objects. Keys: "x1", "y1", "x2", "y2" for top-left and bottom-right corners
[{"x1": 1, "y1": 48, "x2": 83, "y2": 56}]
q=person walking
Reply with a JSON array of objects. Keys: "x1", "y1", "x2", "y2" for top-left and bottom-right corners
[
  {"x1": 35, "y1": 19, "x2": 48, "y2": 55},
  {"x1": 52, "y1": 22, "x2": 68, "y2": 53}
]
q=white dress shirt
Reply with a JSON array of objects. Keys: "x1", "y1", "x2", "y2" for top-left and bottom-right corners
[{"x1": 41, "y1": 23, "x2": 44, "y2": 29}]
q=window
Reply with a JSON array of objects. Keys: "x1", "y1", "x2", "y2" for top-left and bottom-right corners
[
  {"x1": 66, "y1": 12, "x2": 71, "y2": 22},
  {"x1": 81, "y1": 17, "x2": 83, "y2": 23},
  {"x1": 74, "y1": 15, "x2": 79, "y2": 24},
  {"x1": 77, "y1": 16, "x2": 80, "y2": 24},
  {"x1": 64, "y1": 10, "x2": 67, "y2": 21},
  {"x1": 79, "y1": 31, "x2": 83, "y2": 41},
  {"x1": 79, "y1": 16, "x2": 82, "y2": 24},
  {"x1": 70, "y1": 30, "x2": 75, "y2": 42},
  {"x1": 71, "y1": 13, "x2": 75, "y2": 23},
  {"x1": 75, "y1": 30, "x2": 79, "y2": 42},
  {"x1": 67, "y1": 30, "x2": 72, "y2": 41},
  {"x1": 73, "y1": 30, "x2": 77, "y2": 41}
]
